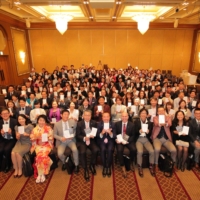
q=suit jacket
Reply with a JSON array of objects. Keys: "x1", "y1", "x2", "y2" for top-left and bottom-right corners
[
  {"x1": 115, "y1": 120, "x2": 135, "y2": 143},
  {"x1": 134, "y1": 118, "x2": 153, "y2": 142},
  {"x1": 0, "y1": 117, "x2": 17, "y2": 141},
  {"x1": 97, "y1": 121, "x2": 116, "y2": 141},
  {"x1": 16, "y1": 106, "x2": 32, "y2": 118},
  {"x1": 39, "y1": 98, "x2": 52, "y2": 110},
  {"x1": 151, "y1": 115, "x2": 172, "y2": 141},
  {"x1": 4, "y1": 91, "x2": 19, "y2": 100},
  {"x1": 53, "y1": 119, "x2": 77, "y2": 147},
  {"x1": 76, "y1": 120, "x2": 97, "y2": 142},
  {"x1": 189, "y1": 118, "x2": 200, "y2": 142}
]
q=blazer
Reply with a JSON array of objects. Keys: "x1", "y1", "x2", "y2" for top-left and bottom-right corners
[
  {"x1": 16, "y1": 106, "x2": 32, "y2": 118},
  {"x1": 76, "y1": 120, "x2": 97, "y2": 142},
  {"x1": 115, "y1": 120, "x2": 135, "y2": 143},
  {"x1": 151, "y1": 115, "x2": 172, "y2": 141},
  {"x1": 96, "y1": 121, "x2": 116, "y2": 141},
  {"x1": 134, "y1": 118, "x2": 153, "y2": 142},
  {"x1": 0, "y1": 117, "x2": 17, "y2": 141},
  {"x1": 39, "y1": 98, "x2": 52, "y2": 110},
  {"x1": 189, "y1": 118, "x2": 200, "y2": 143},
  {"x1": 4, "y1": 91, "x2": 19, "y2": 100},
  {"x1": 53, "y1": 119, "x2": 77, "y2": 147}
]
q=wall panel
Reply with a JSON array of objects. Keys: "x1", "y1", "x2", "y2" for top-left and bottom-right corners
[{"x1": 29, "y1": 29, "x2": 194, "y2": 76}]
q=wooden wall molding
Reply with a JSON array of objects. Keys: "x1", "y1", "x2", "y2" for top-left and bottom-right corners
[
  {"x1": 30, "y1": 22, "x2": 198, "y2": 30},
  {"x1": 0, "y1": 13, "x2": 26, "y2": 29}
]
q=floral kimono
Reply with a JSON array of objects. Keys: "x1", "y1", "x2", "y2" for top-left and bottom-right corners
[{"x1": 30, "y1": 125, "x2": 54, "y2": 175}]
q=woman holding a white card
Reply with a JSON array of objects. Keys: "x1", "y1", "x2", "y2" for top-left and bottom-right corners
[
  {"x1": 68, "y1": 102, "x2": 79, "y2": 121},
  {"x1": 7, "y1": 100, "x2": 17, "y2": 119},
  {"x1": 94, "y1": 96, "x2": 111, "y2": 122},
  {"x1": 33, "y1": 86, "x2": 42, "y2": 99},
  {"x1": 172, "y1": 111, "x2": 190, "y2": 171},
  {"x1": 49, "y1": 101, "x2": 61, "y2": 123},
  {"x1": 134, "y1": 108, "x2": 155, "y2": 177},
  {"x1": 111, "y1": 97, "x2": 127, "y2": 122},
  {"x1": 30, "y1": 115, "x2": 54, "y2": 183},
  {"x1": 175, "y1": 100, "x2": 192, "y2": 121},
  {"x1": 12, "y1": 114, "x2": 33, "y2": 178}
]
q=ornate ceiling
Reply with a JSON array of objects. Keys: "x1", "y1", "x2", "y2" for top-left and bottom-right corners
[{"x1": 0, "y1": 0, "x2": 200, "y2": 26}]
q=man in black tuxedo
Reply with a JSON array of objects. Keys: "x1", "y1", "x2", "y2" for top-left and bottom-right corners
[
  {"x1": 189, "y1": 108, "x2": 200, "y2": 169},
  {"x1": 76, "y1": 110, "x2": 99, "y2": 181},
  {"x1": 115, "y1": 112, "x2": 136, "y2": 178},
  {"x1": 97, "y1": 112, "x2": 116, "y2": 177},
  {"x1": 0, "y1": 108, "x2": 17, "y2": 172},
  {"x1": 16, "y1": 98, "x2": 32, "y2": 120},
  {"x1": 39, "y1": 91, "x2": 52, "y2": 110},
  {"x1": 116, "y1": 70, "x2": 125, "y2": 82}
]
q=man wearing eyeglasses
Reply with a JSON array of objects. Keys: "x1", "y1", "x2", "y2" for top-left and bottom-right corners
[{"x1": 0, "y1": 108, "x2": 17, "y2": 173}]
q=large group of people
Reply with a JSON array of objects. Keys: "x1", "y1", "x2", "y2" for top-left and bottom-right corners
[{"x1": 0, "y1": 65, "x2": 200, "y2": 183}]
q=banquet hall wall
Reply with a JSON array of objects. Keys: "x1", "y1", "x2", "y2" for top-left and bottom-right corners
[{"x1": 29, "y1": 29, "x2": 193, "y2": 76}]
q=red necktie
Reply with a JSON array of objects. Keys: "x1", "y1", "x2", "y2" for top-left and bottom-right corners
[{"x1": 123, "y1": 124, "x2": 126, "y2": 136}]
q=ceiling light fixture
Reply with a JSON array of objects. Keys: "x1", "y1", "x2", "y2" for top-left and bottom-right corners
[
  {"x1": 83, "y1": 1, "x2": 89, "y2": 4},
  {"x1": 116, "y1": 1, "x2": 121, "y2": 4},
  {"x1": 132, "y1": 14, "x2": 156, "y2": 35},
  {"x1": 14, "y1": 1, "x2": 21, "y2": 5},
  {"x1": 182, "y1": 1, "x2": 189, "y2": 6},
  {"x1": 50, "y1": 14, "x2": 73, "y2": 35}
]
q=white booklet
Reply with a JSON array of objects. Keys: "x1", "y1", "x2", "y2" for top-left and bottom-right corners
[
  {"x1": 142, "y1": 124, "x2": 148, "y2": 132},
  {"x1": 18, "y1": 126, "x2": 24, "y2": 134},
  {"x1": 104, "y1": 123, "x2": 109, "y2": 130},
  {"x1": 159, "y1": 115, "x2": 165, "y2": 124},
  {"x1": 179, "y1": 126, "x2": 189, "y2": 136},
  {"x1": 42, "y1": 133, "x2": 48, "y2": 142},
  {"x1": 90, "y1": 127, "x2": 97, "y2": 137},
  {"x1": 127, "y1": 102, "x2": 132, "y2": 107},
  {"x1": 3, "y1": 124, "x2": 9, "y2": 132},
  {"x1": 42, "y1": 99, "x2": 47, "y2": 104},
  {"x1": 117, "y1": 134, "x2": 127, "y2": 143},
  {"x1": 97, "y1": 105, "x2": 102, "y2": 112}
]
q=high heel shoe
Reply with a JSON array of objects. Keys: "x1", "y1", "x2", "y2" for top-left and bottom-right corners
[
  {"x1": 121, "y1": 166, "x2": 127, "y2": 178},
  {"x1": 13, "y1": 174, "x2": 18, "y2": 178},
  {"x1": 18, "y1": 174, "x2": 23, "y2": 178},
  {"x1": 181, "y1": 163, "x2": 185, "y2": 172}
]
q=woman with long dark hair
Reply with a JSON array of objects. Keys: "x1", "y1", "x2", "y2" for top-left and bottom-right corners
[
  {"x1": 172, "y1": 111, "x2": 190, "y2": 171},
  {"x1": 12, "y1": 114, "x2": 33, "y2": 177}
]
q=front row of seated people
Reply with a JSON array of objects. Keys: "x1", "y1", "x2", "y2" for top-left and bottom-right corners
[{"x1": 0, "y1": 107, "x2": 200, "y2": 182}]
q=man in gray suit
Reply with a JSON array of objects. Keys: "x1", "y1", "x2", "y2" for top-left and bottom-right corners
[{"x1": 53, "y1": 110, "x2": 79, "y2": 173}]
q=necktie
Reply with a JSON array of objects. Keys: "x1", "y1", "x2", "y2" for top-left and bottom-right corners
[
  {"x1": 86, "y1": 122, "x2": 90, "y2": 146},
  {"x1": 123, "y1": 124, "x2": 126, "y2": 136}
]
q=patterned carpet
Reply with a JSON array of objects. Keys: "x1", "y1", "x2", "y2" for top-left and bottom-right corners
[{"x1": 0, "y1": 162, "x2": 200, "y2": 200}]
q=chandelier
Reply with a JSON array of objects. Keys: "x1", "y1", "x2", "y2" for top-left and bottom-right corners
[
  {"x1": 50, "y1": 14, "x2": 73, "y2": 35},
  {"x1": 132, "y1": 14, "x2": 156, "y2": 35}
]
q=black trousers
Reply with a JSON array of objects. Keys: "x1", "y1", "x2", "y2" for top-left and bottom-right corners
[
  {"x1": 78, "y1": 140, "x2": 99, "y2": 168},
  {"x1": 99, "y1": 140, "x2": 115, "y2": 168},
  {"x1": 116, "y1": 142, "x2": 136, "y2": 166},
  {"x1": 0, "y1": 138, "x2": 16, "y2": 168}
]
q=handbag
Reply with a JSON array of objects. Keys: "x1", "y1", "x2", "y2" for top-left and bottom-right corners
[
  {"x1": 176, "y1": 140, "x2": 189, "y2": 147},
  {"x1": 22, "y1": 152, "x2": 34, "y2": 177},
  {"x1": 158, "y1": 154, "x2": 174, "y2": 177},
  {"x1": 65, "y1": 155, "x2": 75, "y2": 175}
]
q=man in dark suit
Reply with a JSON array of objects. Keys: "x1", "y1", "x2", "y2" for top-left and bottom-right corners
[
  {"x1": 16, "y1": 98, "x2": 32, "y2": 120},
  {"x1": 76, "y1": 110, "x2": 99, "y2": 181},
  {"x1": 58, "y1": 67, "x2": 69, "y2": 80},
  {"x1": 116, "y1": 70, "x2": 125, "y2": 83},
  {"x1": 4, "y1": 85, "x2": 19, "y2": 101},
  {"x1": 97, "y1": 112, "x2": 116, "y2": 177},
  {"x1": 39, "y1": 91, "x2": 52, "y2": 110},
  {"x1": 189, "y1": 108, "x2": 200, "y2": 169},
  {"x1": 0, "y1": 108, "x2": 17, "y2": 172},
  {"x1": 115, "y1": 112, "x2": 136, "y2": 178}
]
